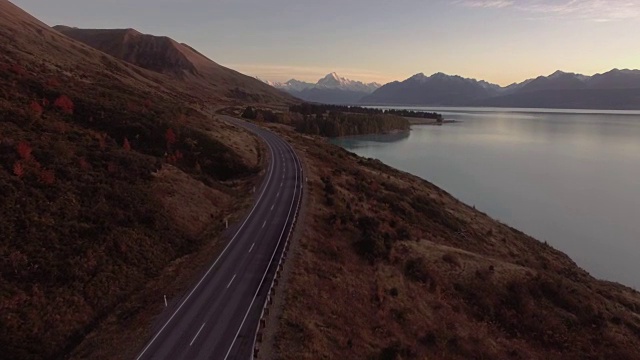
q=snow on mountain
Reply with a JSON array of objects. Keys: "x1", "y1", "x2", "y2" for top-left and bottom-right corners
[{"x1": 263, "y1": 72, "x2": 381, "y2": 93}]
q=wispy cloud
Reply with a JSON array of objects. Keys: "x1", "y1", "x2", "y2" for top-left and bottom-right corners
[
  {"x1": 457, "y1": 0, "x2": 514, "y2": 8},
  {"x1": 457, "y1": 0, "x2": 640, "y2": 21}
]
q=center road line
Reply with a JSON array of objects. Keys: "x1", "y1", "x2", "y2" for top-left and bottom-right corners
[
  {"x1": 134, "y1": 128, "x2": 277, "y2": 360},
  {"x1": 222, "y1": 139, "x2": 301, "y2": 360},
  {"x1": 227, "y1": 274, "x2": 237, "y2": 289},
  {"x1": 262, "y1": 220, "x2": 267, "y2": 228},
  {"x1": 248, "y1": 243, "x2": 255, "y2": 253},
  {"x1": 189, "y1": 323, "x2": 206, "y2": 346},
  {"x1": 271, "y1": 204, "x2": 274, "y2": 210}
]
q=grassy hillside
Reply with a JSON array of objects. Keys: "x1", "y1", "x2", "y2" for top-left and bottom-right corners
[
  {"x1": 0, "y1": 1, "x2": 268, "y2": 358},
  {"x1": 53, "y1": 26, "x2": 297, "y2": 106},
  {"x1": 264, "y1": 124, "x2": 640, "y2": 360}
]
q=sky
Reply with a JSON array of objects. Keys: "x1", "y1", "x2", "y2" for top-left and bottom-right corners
[{"x1": 12, "y1": 0, "x2": 640, "y2": 86}]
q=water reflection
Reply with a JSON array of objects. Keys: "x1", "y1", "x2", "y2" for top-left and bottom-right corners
[{"x1": 332, "y1": 108, "x2": 640, "y2": 290}]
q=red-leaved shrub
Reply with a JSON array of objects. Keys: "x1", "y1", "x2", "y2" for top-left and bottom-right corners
[
  {"x1": 165, "y1": 128, "x2": 177, "y2": 147},
  {"x1": 16, "y1": 141, "x2": 32, "y2": 160},
  {"x1": 13, "y1": 162, "x2": 24, "y2": 178},
  {"x1": 29, "y1": 101, "x2": 43, "y2": 118},
  {"x1": 38, "y1": 169, "x2": 55, "y2": 185},
  {"x1": 123, "y1": 137, "x2": 131, "y2": 151},
  {"x1": 54, "y1": 95, "x2": 74, "y2": 115}
]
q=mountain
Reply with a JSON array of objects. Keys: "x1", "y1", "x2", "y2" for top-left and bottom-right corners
[
  {"x1": 53, "y1": 26, "x2": 295, "y2": 105},
  {"x1": 316, "y1": 72, "x2": 381, "y2": 93},
  {"x1": 516, "y1": 71, "x2": 589, "y2": 93},
  {"x1": 588, "y1": 68, "x2": 640, "y2": 89},
  {"x1": 0, "y1": 1, "x2": 282, "y2": 358},
  {"x1": 359, "y1": 70, "x2": 640, "y2": 109},
  {"x1": 360, "y1": 72, "x2": 500, "y2": 106},
  {"x1": 478, "y1": 69, "x2": 640, "y2": 109},
  {"x1": 267, "y1": 72, "x2": 381, "y2": 105}
]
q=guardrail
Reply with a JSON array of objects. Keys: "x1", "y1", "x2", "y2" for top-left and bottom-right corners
[{"x1": 250, "y1": 147, "x2": 304, "y2": 360}]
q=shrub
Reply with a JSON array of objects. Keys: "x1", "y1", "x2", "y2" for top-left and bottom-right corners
[
  {"x1": 29, "y1": 101, "x2": 43, "y2": 118},
  {"x1": 13, "y1": 161, "x2": 24, "y2": 178},
  {"x1": 442, "y1": 252, "x2": 461, "y2": 267},
  {"x1": 54, "y1": 95, "x2": 74, "y2": 114},
  {"x1": 404, "y1": 257, "x2": 439, "y2": 292},
  {"x1": 16, "y1": 141, "x2": 32, "y2": 160},
  {"x1": 165, "y1": 128, "x2": 177, "y2": 148},
  {"x1": 122, "y1": 137, "x2": 131, "y2": 151}
]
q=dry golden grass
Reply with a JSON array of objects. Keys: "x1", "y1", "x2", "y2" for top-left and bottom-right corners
[
  {"x1": 0, "y1": 2, "x2": 272, "y2": 358},
  {"x1": 152, "y1": 164, "x2": 232, "y2": 238},
  {"x1": 264, "y1": 123, "x2": 640, "y2": 360}
]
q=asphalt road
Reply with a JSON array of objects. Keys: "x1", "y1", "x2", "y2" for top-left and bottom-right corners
[{"x1": 135, "y1": 117, "x2": 303, "y2": 360}]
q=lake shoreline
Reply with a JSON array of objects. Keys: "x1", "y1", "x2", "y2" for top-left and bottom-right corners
[{"x1": 331, "y1": 107, "x2": 640, "y2": 290}]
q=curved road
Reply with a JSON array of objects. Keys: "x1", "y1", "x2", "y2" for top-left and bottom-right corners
[{"x1": 135, "y1": 117, "x2": 303, "y2": 360}]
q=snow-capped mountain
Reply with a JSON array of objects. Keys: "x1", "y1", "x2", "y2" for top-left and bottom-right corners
[
  {"x1": 263, "y1": 72, "x2": 382, "y2": 104},
  {"x1": 315, "y1": 72, "x2": 381, "y2": 92}
]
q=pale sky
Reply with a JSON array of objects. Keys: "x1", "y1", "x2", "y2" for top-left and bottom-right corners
[{"x1": 13, "y1": 0, "x2": 640, "y2": 86}]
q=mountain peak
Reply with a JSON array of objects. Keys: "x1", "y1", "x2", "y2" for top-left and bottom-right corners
[
  {"x1": 549, "y1": 70, "x2": 567, "y2": 77},
  {"x1": 318, "y1": 72, "x2": 349, "y2": 87}
]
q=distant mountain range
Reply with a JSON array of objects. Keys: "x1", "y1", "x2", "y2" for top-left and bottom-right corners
[
  {"x1": 264, "y1": 73, "x2": 381, "y2": 105},
  {"x1": 361, "y1": 69, "x2": 640, "y2": 110}
]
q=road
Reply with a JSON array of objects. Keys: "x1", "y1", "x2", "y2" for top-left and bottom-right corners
[{"x1": 135, "y1": 117, "x2": 303, "y2": 360}]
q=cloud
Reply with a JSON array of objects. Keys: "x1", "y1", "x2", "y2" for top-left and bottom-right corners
[
  {"x1": 457, "y1": 0, "x2": 514, "y2": 8},
  {"x1": 456, "y1": 0, "x2": 640, "y2": 21}
]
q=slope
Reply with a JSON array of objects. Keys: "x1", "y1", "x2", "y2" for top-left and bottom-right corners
[
  {"x1": 0, "y1": 1, "x2": 267, "y2": 359},
  {"x1": 53, "y1": 26, "x2": 296, "y2": 105},
  {"x1": 256, "y1": 121, "x2": 640, "y2": 360}
]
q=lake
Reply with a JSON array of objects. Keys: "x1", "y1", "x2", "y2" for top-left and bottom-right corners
[{"x1": 332, "y1": 107, "x2": 640, "y2": 290}]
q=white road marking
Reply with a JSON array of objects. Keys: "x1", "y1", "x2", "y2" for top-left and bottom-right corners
[
  {"x1": 262, "y1": 220, "x2": 267, "y2": 228},
  {"x1": 249, "y1": 243, "x2": 255, "y2": 253},
  {"x1": 190, "y1": 323, "x2": 206, "y2": 346},
  {"x1": 271, "y1": 204, "x2": 274, "y2": 210},
  {"x1": 223, "y1": 140, "x2": 301, "y2": 360},
  {"x1": 277, "y1": 191, "x2": 280, "y2": 196},
  {"x1": 134, "y1": 120, "x2": 277, "y2": 360},
  {"x1": 227, "y1": 274, "x2": 237, "y2": 289}
]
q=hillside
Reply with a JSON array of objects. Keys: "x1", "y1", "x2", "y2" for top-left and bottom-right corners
[
  {"x1": 0, "y1": 1, "x2": 268, "y2": 359},
  {"x1": 53, "y1": 26, "x2": 296, "y2": 105},
  {"x1": 257, "y1": 122, "x2": 640, "y2": 360}
]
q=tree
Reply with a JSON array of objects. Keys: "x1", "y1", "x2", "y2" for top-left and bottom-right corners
[
  {"x1": 241, "y1": 106, "x2": 256, "y2": 119},
  {"x1": 123, "y1": 137, "x2": 131, "y2": 151},
  {"x1": 38, "y1": 169, "x2": 55, "y2": 185},
  {"x1": 16, "y1": 141, "x2": 32, "y2": 160},
  {"x1": 29, "y1": 101, "x2": 43, "y2": 118},
  {"x1": 13, "y1": 162, "x2": 24, "y2": 178},
  {"x1": 54, "y1": 95, "x2": 74, "y2": 115},
  {"x1": 165, "y1": 128, "x2": 177, "y2": 148}
]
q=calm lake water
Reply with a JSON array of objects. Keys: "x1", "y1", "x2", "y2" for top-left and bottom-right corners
[{"x1": 332, "y1": 107, "x2": 640, "y2": 290}]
